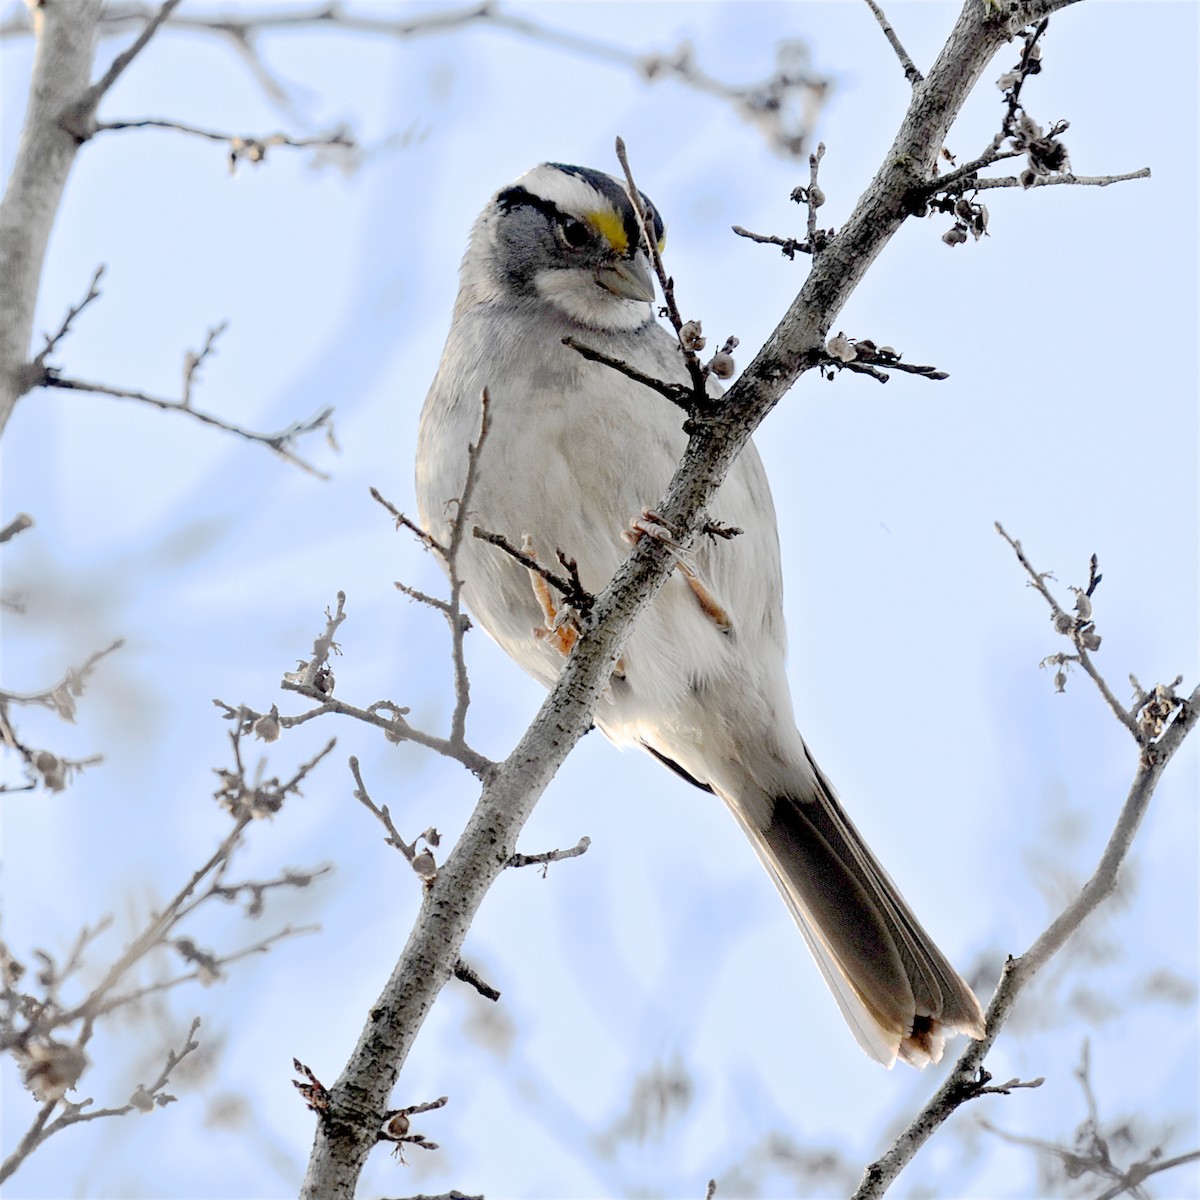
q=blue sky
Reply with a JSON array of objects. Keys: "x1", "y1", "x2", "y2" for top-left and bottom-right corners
[{"x1": 1, "y1": 2, "x2": 1196, "y2": 1197}]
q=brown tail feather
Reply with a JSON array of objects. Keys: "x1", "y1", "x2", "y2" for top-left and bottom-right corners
[{"x1": 749, "y1": 761, "x2": 985, "y2": 1067}]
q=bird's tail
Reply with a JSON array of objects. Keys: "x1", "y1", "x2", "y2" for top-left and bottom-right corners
[{"x1": 727, "y1": 752, "x2": 986, "y2": 1068}]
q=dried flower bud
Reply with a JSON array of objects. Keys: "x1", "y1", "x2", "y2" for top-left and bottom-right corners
[
  {"x1": 383, "y1": 1112, "x2": 411, "y2": 1140},
  {"x1": 679, "y1": 320, "x2": 706, "y2": 352},
  {"x1": 826, "y1": 332, "x2": 856, "y2": 362},
  {"x1": 1053, "y1": 611, "x2": 1073, "y2": 635},
  {"x1": 50, "y1": 685, "x2": 77, "y2": 721},
  {"x1": 1054, "y1": 669, "x2": 1067, "y2": 693},
  {"x1": 942, "y1": 225, "x2": 968, "y2": 246},
  {"x1": 253, "y1": 713, "x2": 281, "y2": 743},
  {"x1": 33, "y1": 750, "x2": 66, "y2": 792},
  {"x1": 1017, "y1": 111, "x2": 1043, "y2": 142},
  {"x1": 807, "y1": 184, "x2": 825, "y2": 209},
  {"x1": 412, "y1": 848, "x2": 437, "y2": 881},
  {"x1": 17, "y1": 1040, "x2": 88, "y2": 1103},
  {"x1": 1019, "y1": 168, "x2": 1038, "y2": 190},
  {"x1": 1072, "y1": 590, "x2": 1093, "y2": 621},
  {"x1": 129, "y1": 1084, "x2": 156, "y2": 1113},
  {"x1": 708, "y1": 351, "x2": 735, "y2": 379},
  {"x1": 996, "y1": 70, "x2": 1020, "y2": 91},
  {"x1": 1079, "y1": 629, "x2": 1102, "y2": 652}
]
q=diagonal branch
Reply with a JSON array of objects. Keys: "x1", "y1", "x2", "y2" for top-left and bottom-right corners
[
  {"x1": 38, "y1": 373, "x2": 335, "y2": 477},
  {"x1": 853, "y1": 668, "x2": 1198, "y2": 1197},
  {"x1": 863, "y1": 0, "x2": 923, "y2": 84}
]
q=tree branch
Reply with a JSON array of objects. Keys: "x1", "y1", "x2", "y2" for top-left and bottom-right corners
[
  {"x1": 0, "y1": 0, "x2": 103, "y2": 436},
  {"x1": 851, "y1": 538, "x2": 1198, "y2": 1197},
  {"x1": 38, "y1": 372, "x2": 336, "y2": 477},
  {"x1": 863, "y1": 0, "x2": 923, "y2": 84}
]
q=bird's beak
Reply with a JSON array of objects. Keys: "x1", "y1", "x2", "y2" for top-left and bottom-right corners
[{"x1": 594, "y1": 250, "x2": 654, "y2": 303}]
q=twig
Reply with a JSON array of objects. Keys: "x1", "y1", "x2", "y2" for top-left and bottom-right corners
[
  {"x1": 27, "y1": 266, "x2": 105, "y2": 378},
  {"x1": 0, "y1": 513, "x2": 33, "y2": 544},
  {"x1": 506, "y1": 836, "x2": 591, "y2": 872},
  {"x1": 452, "y1": 961, "x2": 500, "y2": 1002},
  {"x1": 442, "y1": 391, "x2": 491, "y2": 748},
  {"x1": 77, "y1": 0, "x2": 182, "y2": 113},
  {"x1": 781, "y1": 143, "x2": 832, "y2": 260},
  {"x1": 0, "y1": 639, "x2": 123, "y2": 710},
  {"x1": 980, "y1": 1042, "x2": 1199, "y2": 1199},
  {"x1": 731, "y1": 224, "x2": 811, "y2": 259},
  {"x1": 994, "y1": 524, "x2": 1140, "y2": 739},
  {"x1": 1091, "y1": 1150, "x2": 1200, "y2": 1200},
  {"x1": 864, "y1": 0, "x2": 922, "y2": 84},
  {"x1": 614, "y1": 136, "x2": 711, "y2": 408},
  {"x1": 971, "y1": 168, "x2": 1151, "y2": 191},
  {"x1": 0, "y1": 1017, "x2": 199, "y2": 1183},
  {"x1": 369, "y1": 487, "x2": 446, "y2": 556},
  {"x1": 92, "y1": 118, "x2": 355, "y2": 168},
  {"x1": 471, "y1": 527, "x2": 593, "y2": 615},
  {"x1": 280, "y1": 687, "x2": 492, "y2": 778},
  {"x1": 10, "y1": 2, "x2": 827, "y2": 161},
  {"x1": 349, "y1": 755, "x2": 415, "y2": 861},
  {"x1": 853, "y1": 672, "x2": 1199, "y2": 1198},
  {"x1": 39, "y1": 373, "x2": 335, "y2": 478},
  {"x1": 561, "y1": 336, "x2": 692, "y2": 412}
]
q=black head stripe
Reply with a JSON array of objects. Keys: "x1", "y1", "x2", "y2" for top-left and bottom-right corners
[{"x1": 514, "y1": 163, "x2": 664, "y2": 255}]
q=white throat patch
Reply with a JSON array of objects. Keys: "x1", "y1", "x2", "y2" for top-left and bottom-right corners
[{"x1": 534, "y1": 267, "x2": 652, "y2": 331}]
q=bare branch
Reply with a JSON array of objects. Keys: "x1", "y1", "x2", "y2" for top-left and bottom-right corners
[
  {"x1": 731, "y1": 224, "x2": 811, "y2": 259},
  {"x1": 38, "y1": 372, "x2": 335, "y2": 478},
  {"x1": 282, "y1": 687, "x2": 492, "y2": 778},
  {"x1": 561, "y1": 335, "x2": 693, "y2": 411},
  {"x1": 349, "y1": 755, "x2": 415, "y2": 861},
  {"x1": 0, "y1": 514, "x2": 33, "y2": 544},
  {"x1": 804, "y1": 142, "x2": 828, "y2": 251},
  {"x1": 471, "y1": 527, "x2": 592, "y2": 615},
  {"x1": 853, "y1": 671, "x2": 1199, "y2": 1198},
  {"x1": 442, "y1": 392, "x2": 492, "y2": 748},
  {"x1": 0, "y1": 1017, "x2": 198, "y2": 1182},
  {"x1": 369, "y1": 487, "x2": 446, "y2": 556},
  {"x1": 92, "y1": 117, "x2": 355, "y2": 169},
  {"x1": 994, "y1": 524, "x2": 1140, "y2": 738},
  {"x1": 863, "y1": 0, "x2": 923, "y2": 84},
  {"x1": 506, "y1": 836, "x2": 592, "y2": 872},
  {"x1": 80, "y1": 0, "x2": 181, "y2": 111},
  {"x1": 615, "y1": 137, "x2": 712, "y2": 407},
  {"x1": 4, "y1": 2, "x2": 826, "y2": 160},
  {"x1": 981, "y1": 1043, "x2": 1198, "y2": 1199},
  {"x1": 971, "y1": 167, "x2": 1151, "y2": 191},
  {"x1": 451, "y1": 961, "x2": 500, "y2": 1003},
  {"x1": 27, "y1": 265, "x2": 105, "y2": 381}
]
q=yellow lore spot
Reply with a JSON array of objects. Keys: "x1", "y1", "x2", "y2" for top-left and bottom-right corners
[{"x1": 586, "y1": 206, "x2": 629, "y2": 255}]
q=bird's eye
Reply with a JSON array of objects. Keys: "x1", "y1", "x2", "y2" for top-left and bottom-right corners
[{"x1": 560, "y1": 218, "x2": 590, "y2": 249}]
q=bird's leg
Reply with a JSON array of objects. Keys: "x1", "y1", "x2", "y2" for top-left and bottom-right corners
[
  {"x1": 522, "y1": 534, "x2": 579, "y2": 655},
  {"x1": 623, "y1": 510, "x2": 733, "y2": 634}
]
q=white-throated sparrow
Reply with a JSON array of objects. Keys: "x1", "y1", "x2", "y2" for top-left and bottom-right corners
[{"x1": 416, "y1": 162, "x2": 984, "y2": 1067}]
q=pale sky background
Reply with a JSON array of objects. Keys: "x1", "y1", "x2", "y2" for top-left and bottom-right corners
[{"x1": 1, "y1": 2, "x2": 1197, "y2": 1198}]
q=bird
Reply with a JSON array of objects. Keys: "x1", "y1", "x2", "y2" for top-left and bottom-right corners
[{"x1": 415, "y1": 162, "x2": 986, "y2": 1067}]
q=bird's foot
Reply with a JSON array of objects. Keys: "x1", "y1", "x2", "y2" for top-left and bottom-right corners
[{"x1": 523, "y1": 533, "x2": 580, "y2": 656}]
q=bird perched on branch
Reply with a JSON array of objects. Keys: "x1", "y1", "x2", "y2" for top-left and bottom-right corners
[{"x1": 416, "y1": 161, "x2": 985, "y2": 1067}]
